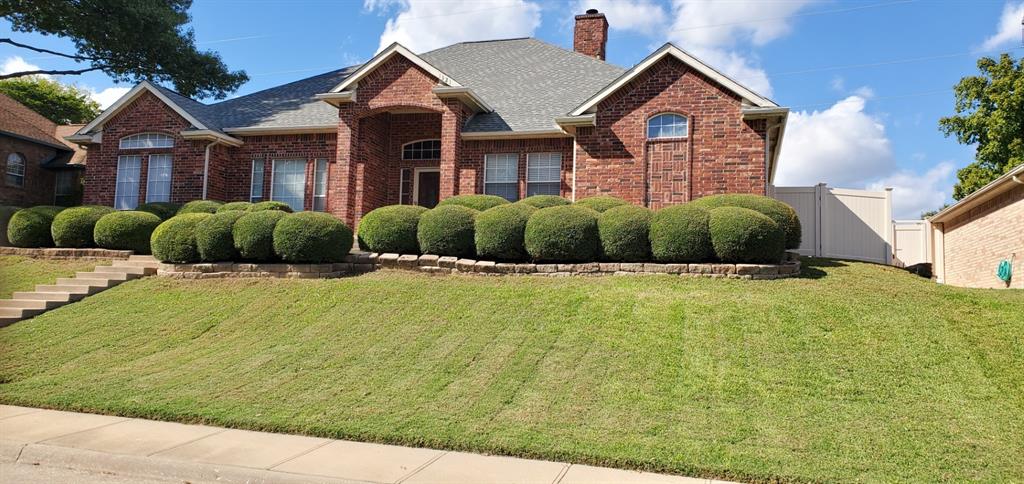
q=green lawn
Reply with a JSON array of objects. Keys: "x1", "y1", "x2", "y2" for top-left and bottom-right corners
[
  {"x1": 1, "y1": 259, "x2": 1021, "y2": 482},
  {"x1": 0, "y1": 256, "x2": 110, "y2": 299}
]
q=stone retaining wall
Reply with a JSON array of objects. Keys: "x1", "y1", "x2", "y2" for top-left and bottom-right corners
[
  {"x1": 0, "y1": 247, "x2": 133, "y2": 260},
  {"x1": 158, "y1": 252, "x2": 801, "y2": 280}
]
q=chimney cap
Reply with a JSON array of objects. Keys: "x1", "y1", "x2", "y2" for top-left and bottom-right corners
[{"x1": 586, "y1": 8, "x2": 599, "y2": 14}]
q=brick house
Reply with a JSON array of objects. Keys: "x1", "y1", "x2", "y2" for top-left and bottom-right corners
[
  {"x1": 1, "y1": 93, "x2": 85, "y2": 207},
  {"x1": 66, "y1": 10, "x2": 788, "y2": 226}
]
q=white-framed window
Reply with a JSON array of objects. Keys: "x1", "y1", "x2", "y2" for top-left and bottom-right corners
[
  {"x1": 145, "y1": 154, "x2": 173, "y2": 203},
  {"x1": 119, "y1": 133, "x2": 174, "y2": 149},
  {"x1": 54, "y1": 170, "x2": 76, "y2": 206},
  {"x1": 5, "y1": 152, "x2": 25, "y2": 187},
  {"x1": 526, "y1": 153, "x2": 561, "y2": 197},
  {"x1": 402, "y1": 139, "x2": 441, "y2": 160},
  {"x1": 271, "y1": 159, "x2": 306, "y2": 211},
  {"x1": 313, "y1": 158, "x2": 328, "y2": 211},
  {"x1": 250, "y1": 160, "x2": 264, "y2": 202},
  {"x1": 647, "y1": 113, "x2": 688, "y2": 139},
  {"x1": 484, "y1": 153, "x2": 518, "y2": 201},
  {"x1": 114, "y1": 155, "x2": 142, "y2": 209}
]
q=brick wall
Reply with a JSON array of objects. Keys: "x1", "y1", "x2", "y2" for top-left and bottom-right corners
[
  {"x1": 461, "y1": 138, "x2": 574, "y2": 199},
  {"x1": 0, "y1": 136, "x2": 59, "y2": 206},
  {"x1": 941, "y1": 184, "x2": 1023, "y2": 289},
  {"x1": 229, "y1": 133, "x2": 336, "y2": 210}
]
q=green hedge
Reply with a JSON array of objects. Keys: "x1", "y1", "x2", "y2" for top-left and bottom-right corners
[
  {"x1": 1, "y1": 205, "x2": 21, "y2": 247},
  {"x1": 598, "y1": 205, "x2": 652, "y2": 262},
  {"x1": 437, "y1": 194, "x2": 509, "y2": 211},
  {"x1": 249, "y1": 201, "x2": 293, "y2": 213},
  {"x1": 51, "y1": 205, "x2": 114, "y2": 248},
  {"x1": 417, "y1": 205, "x2": 478, "y2": 258},
  {"x1": 233, "y1": 210, "x2": 287, "y2": 260},
  {"x1": 518, "y1": 195, "x2": 570, "y2": 209},
  {"x1": 649, "y1": 204, "x2": 714, "y2": 262},
  {"x1": 150, "y1": 213, "x2": 211, "y2": 263},
  {"x1": 195, "y1": 211, "x2": 246, "y2": 262},
  {"x1": 708, "y1": 206, "x2": 785, "y2": 263},
  {"x1": 524, "y1": 205, "x2": 600, "y2": 262},
  {"x1": 6, "y1": 206, "x2": 64, "y2": 248},
  {"x1": 273, "y1": 212, "x2": 353, "y2": 263},
  {"x1": 574, "y1": 196, "x2": 628, "y2": 213},
  {"x1": 691, "y1": 194, "x2": 801, "y2": 249},
  {"x1": 136, "y1": 202, "x2": 181, "y2": 220},
  {"x1": 474, "y1": 203, "x2": 536, "y2": 261},
  {"x1": 178, "y1": 200, "x2": 224, "y2": 215},
  {"x1": 357, "y1": 205, "x2": 427, "y2": 254},
  {"x1": 218, "y1": 201, "x2": 253, "y2": 212},
  {"x1": 94, "y1": 211, "x2": 162, "y2": 254}
]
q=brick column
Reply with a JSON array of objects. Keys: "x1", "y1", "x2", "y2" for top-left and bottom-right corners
[
  {"x1": 331, "y1": 105, "x2": 359, "y2": 226},
  {"x1": 439, "y1": 101, "x2": 463, "y2": 199}
]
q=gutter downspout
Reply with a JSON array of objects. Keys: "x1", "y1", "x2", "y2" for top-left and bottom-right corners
[{"x1": 202, "y1": 141, "x2": 217, "y2": 200}]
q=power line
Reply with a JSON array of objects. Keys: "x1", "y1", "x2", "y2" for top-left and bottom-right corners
[{"x1": 771, "y1": 46, "x2": 1024, "y2": 77}]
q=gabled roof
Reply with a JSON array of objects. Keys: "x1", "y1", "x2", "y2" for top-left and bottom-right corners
[
  {"x1": 0, "y1": 92, "x2": 71, "y2": 150},
  {"x1": 329, "y1": 43, "x2": 461, "y2": 93},
  {"x1": 76, "y1": 81, "x2": 214, "y2": 135},
  {"x1": 570, "y1": 43, "x2": 777, "y2": 116}
]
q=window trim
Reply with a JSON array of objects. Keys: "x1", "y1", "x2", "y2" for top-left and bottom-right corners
[
  {"x1": 646, "y1": 113, "x2": 689, "y2": 140},
  {"x1": 144, "y1": 154, "x2": 173, "y2": 203},
  {"x1": 5, "y1": 152, "x2": 26, "y2": 187},
  {"x1": 483, "y1": 153, "x2": 519, "y2": 201},
  {"x1": 412, "y1": 167, "x2": 440, "y2": 206},
  {"x1": 119, "y1": 132, "x2": 175, "y2": 150},
  {"x1": 114, "y1": 155, "x2": 142, "y2": 210},
  {"x1": 526, "y1": 152, "x2": 561, "y2": 197},
  {"x1": 313, "y1": 158, "x2": 328, "y2": 211},
  {"x1": 249, "y1": 160, "x2": 265, "y2": 203},
  {"x1": 401, "y1": 139, "x2": 442, "y2": 161},
  {"x1": 269, "y1": 159, "x2": 306, "y2": 211}
]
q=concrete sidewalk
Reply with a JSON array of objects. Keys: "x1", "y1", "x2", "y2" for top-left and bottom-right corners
[{"x1": 1, "y1": 405, "x2": 731, "y2": 484}]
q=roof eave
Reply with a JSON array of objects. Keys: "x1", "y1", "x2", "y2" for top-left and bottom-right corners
[
  {"x1": 314, "y1": 91, "x2": 356, "y2": 107},
  {"x1": 224, "y1": 125, "x2": 337, "y2": 136},
  {"x1": 461, "y1": 128, "x2": 570, "y2": 140},
  {"x1": 77, "y1": 81, "x2": 211, "y2": 135},
  {"x1": 432, "y1": 86, "x2": 493, "y2": 113},
  {"x1": 179, "y1": 129, "x2": 244, "y2": 147},
  {"x1": 929, "y1": 164, "x2": 1024, "y2": 223}
]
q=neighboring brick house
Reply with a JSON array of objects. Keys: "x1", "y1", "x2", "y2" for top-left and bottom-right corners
[
  {"x1": 0, "y1": 93, "x2": 85, "y2": 207},
  {"x1": 930, "y1": 164, "x2": 1023, "y2": 289},
  {"x1": 66, "y1": 9, "x2": 789, "y2": 226}
]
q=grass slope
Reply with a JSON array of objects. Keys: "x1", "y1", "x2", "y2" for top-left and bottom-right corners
[
  {"x1": 1, "y1": 259, "x2": 1022, "y2": 482},
  {"x1": 0, "y1": 256, "x2": 110, "y2": 299}
]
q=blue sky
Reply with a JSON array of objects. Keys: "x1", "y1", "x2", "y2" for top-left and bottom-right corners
[{"x1": 3, "y1": 0, "x2": 1022, "y2": 218}]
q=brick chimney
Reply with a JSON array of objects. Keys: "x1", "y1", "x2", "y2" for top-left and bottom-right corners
[{"x1": 574, "y1": 9, "x2": 608, "y2": 61}]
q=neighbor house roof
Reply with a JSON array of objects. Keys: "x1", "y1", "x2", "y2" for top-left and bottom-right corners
[
  {"x1": 929, "y1": 164, "x2": 1024, "y2": 224},
  {"x1": 0, "y1": 92, "x2": 70, "y2": 150}
]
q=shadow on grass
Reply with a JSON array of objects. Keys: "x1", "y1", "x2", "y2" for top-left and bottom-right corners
[{"x1": 797, "y1": 257, "x2": 848, "y2": 280}]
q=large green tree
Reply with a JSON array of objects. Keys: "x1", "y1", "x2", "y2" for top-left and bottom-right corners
[
  {"x1": 0, "y1": 0, "x2": 247, "y2": 99},
  {"x1": 0, "y1": 76, "x2": 100, "y2": 124},
  {"x1": 939, "y1": 54, "x2": 1023, "y2": 200}
]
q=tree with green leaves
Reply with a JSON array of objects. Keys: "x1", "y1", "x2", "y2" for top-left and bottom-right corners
[
  {"x1": 939, "y1": 54, "x2": 1023, "y2": 200},
  {"x1": 0, "y1": 76, "x2": 100, "y2": 124},
  {"x1": 0, "y1": 0, "x2": 247, "y2": 100}
]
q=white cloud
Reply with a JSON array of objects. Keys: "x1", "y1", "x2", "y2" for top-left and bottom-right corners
[
  {"x1": 367, "y1": 0, "x2": 542, "y2": 53},
  {"x1": 574, "y1": 0, "x2": 666, "y2": 33},
  {"x1": 85, "y1": 86, "x2": 130, "y2": 109},
  {"x1": 1, "y1": 56, "x2": 47, "y2": 78},
  {"x1": 869, "y1": 162, "x2": 955, "y2": 219},
  {"x1": 981, "y1": 1, "x2": 1024, "y2": 50}
]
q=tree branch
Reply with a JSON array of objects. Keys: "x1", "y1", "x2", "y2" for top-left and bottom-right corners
[
  {"x1": 0, "y1": 38, "x2": 103, "y2": 62},
  {"x1": 0, "y1": 66, "x2": 108, "y2": 79}
]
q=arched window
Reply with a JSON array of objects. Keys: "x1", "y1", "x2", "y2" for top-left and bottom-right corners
[
  {"x1": 5, "y1": 152, "x2": 25, "y2": 187},
  {"x1": 119, "y1": 133, "x2": 174, "y2": 149},
  {"x1": 647, "y1": 113, "x2": 688, "y2": 139},
  {"x1": 402, "y1": 139, "x2": 441, "y2": 160}
]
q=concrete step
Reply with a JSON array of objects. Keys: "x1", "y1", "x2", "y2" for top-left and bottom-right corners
[
  {"x1": 76, "y1": 271, "x2": 139, "y2": 281},
  {"x1": 56, "y1": 277, "x2": 118, "y2": 289},
  {"x1": 35, "y1": 284, "x2": 98, "y2": 296},
  {"x1": 111, "y1": 260, "x2": 160, "y2": 270},
  {"x1": 94, "y1": 265, "x2": 153, "y2": 276},
  {"x1": 0, "y1": 299, "x2": 67, "y2": 310},
  {"x1": 128, "y1": 255, "x2": 158, "y2": 262},
  {"x1": 12, "y1": 291, "x2": 77, "y2": 302},
  {"x1": 0, "y1": 307, "x2": 45, "y2": 319}
]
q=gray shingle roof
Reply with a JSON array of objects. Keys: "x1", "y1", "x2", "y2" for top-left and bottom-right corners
[{"x1": 156, "y1": 38, "x2": 624, "y2": 134}]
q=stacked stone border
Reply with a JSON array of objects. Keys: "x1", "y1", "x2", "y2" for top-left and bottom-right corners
[
  {"x1": 0, "y1": 247, "x2": 133, "y2": 260},
  {"x1": 158, "y1": 251, "x2": 801, "y2": 280}
]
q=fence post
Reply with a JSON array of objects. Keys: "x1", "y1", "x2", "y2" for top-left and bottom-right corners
[
  {"x1": 884, "y1": 188, "x2": 894, "y2": 265},
  {"x1": 814, "y1": 183, "x2": 825, "y2": 257}
]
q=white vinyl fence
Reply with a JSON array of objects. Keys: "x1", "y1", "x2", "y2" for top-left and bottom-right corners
[
  {"x1": 892, "y1": 220, "x2": 931, "y2": 266},
  {"x1": 770, "y1": 184, "x2": 893, "y2": 264}
]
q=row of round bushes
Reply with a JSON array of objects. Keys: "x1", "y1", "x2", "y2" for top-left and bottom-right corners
[{"x1": 358, "y1": 194, "x2": 800, "y2": 264}]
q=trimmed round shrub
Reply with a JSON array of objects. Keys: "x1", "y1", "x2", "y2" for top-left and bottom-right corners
[
  {"x1": 475, "y1": 203, "x2": 536, "y2": 261},
  {"x1": 690, "y1": 194, "x2": 801, "y2": 250},
  {"x1": 94, "y1": 211, "x2": 162, "y2": 254},
  {"x1": 232, "y1": 210, "x2": 287, "y2": 261},
  {"x1": 195, "y1": 211, "x2": 246, "y2": 262},
  {"x1": 218, "y1": 201, "x2": 253, "y2": 212},
  {"x1": 598, "y1": 205, "x2": 652, "y2": 262},
  {"x1": 51, "y1": 205, "x2": 115, "y2": 248},
  {"x1": 357, "y1": 205, "x2": 427, "y2": 254},
  {"x1": 437, "y1": 194, "x2": 509, "y2": 211},
  {"x1": 709, "y1": 206, "x2": 785, "y2": 263},
  {"x1": 1, "y1": 205, "x2": 22, "y2": 247},
  {"x1": 136, "y1": 202, "x2": 181, "y2": 220},
  {"x1": 249, "y1": 201, "x2": 293, "y2": 213},
  {"x1": 178, "y1": 200, "x2": 224, "y2": 215},
  {"x1": 649, "y1": 204, "x2": 714, "y2": 263},
  {"x1": 574, "y1": 195, "x2": 628, "y2": 213},
  {"x1": 150, "y1": 213, "x2": 212, "y2": 263},
  {"x1": 7, "y1": 206, "x2": 65, "y2": 248},
  {"x1": 524, "y1": 205, "x2": 600, "y2": 262},
  {"x1": 417, "y1": 205, "x2": 478, "y2": 258},
  {"x1": 518, "y1": 195, "x2": 570, "y2": 209},
  {"x1": 273, "y1": 212, "x2": 354, "y2": 263}
]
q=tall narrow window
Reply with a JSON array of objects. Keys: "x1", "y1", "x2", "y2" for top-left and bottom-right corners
[
  {"x1": 145, "y1": 154, "x2": 173, "y2": 203},
  {"x1": 526, "y1": 153, "x2": 561, "y2": 196},
  {"x1": 484, "y1": 154, "x2": 518, "y2": 201},
  {"x1": 119, "y1": 133, "x2": 174, "y2": 149},
  {"x1": 399, "y1": 168, "x2": 413, "y2": 204},
  {"x1": 647, "y1": 113, "x2": 688, "y2": 139},
  {"x1": 402, "y1": 140, "x2": 441, "y2": 160},
  {"x1": 114, "y1": 155, "x2": 142, "y2": 209},
  {"x1": 313, "y1": 158, "x2": 328, "y2": 211},
  {"x1": 271, "y1": 159, "x2": 305, "y2": 211},
  {"x1": 250, "y1": 160, "x2": 264, "y2": 202},
  {"x1": 5, "y1": 152, "x2": 25, "y2": 187},
  {"x1": 54, "y1": 171, "x2": 76, "y2": 206}
]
